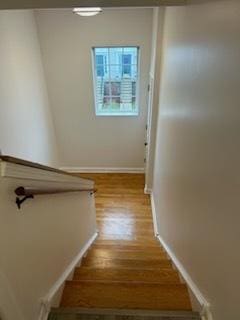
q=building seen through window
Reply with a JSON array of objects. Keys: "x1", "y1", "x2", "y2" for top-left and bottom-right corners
[{"x1": 93, "y1": 47, "x2": 139, "y2": 116}]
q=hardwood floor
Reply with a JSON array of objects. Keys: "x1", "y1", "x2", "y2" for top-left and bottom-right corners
[
  {"x1": 84, "y1": 174, "x2": 155, "y2": 242},
  {"x1": 60, "y1": 173, "x2": 192, "y2": 311},
  {"x1": 61, "y1": 282, "x2": 191, "y2": 310}
]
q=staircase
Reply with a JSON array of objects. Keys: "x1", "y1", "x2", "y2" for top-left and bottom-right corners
[
  {"x1": 120, "y1": 75, "x2": 132, "y2": 110},
  {"x1": 97, "y1": 77, "x2": 104, "y2": 106},
  {"x1": 49, "y1": 174, "x2": 200, "y2": 320}
]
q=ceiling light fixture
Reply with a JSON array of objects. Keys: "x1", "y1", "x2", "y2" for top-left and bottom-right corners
[{"x1": 73, "y1": 7, "x2": 102, "y2": 17}]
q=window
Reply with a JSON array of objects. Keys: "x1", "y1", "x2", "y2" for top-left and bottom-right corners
[{"x1": 92, "y1": 47, "x2": 139, "y2": 116}]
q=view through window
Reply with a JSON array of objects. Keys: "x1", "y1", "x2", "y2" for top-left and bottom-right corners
[{"x1": 93, "y1": 47, "x2": 139, "y2": 116}]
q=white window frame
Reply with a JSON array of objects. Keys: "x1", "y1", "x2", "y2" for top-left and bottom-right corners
[{"x1": 92, "y1": 46, "x2": 140, "y2": 117}]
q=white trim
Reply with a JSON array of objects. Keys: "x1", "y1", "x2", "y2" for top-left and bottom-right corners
[
  {"x1": 38, "y1": 232, "x2": 98, "y2": 320},
  {"x1": 144, "y1": 185, "x2": 152, "y2": 194},
  {"x1": 0, "y1": 161, "x2": 93, "y2": 187},
  {"x1": 150, "y1": 192, "x2": 159, "y2": 236},
  {"x1": 60, "y1": 167, "x2": 145, "y2": 174},
  {"x1": 95, "y1": 112, "x2": 139, "y2": 117},
  {"x1": 150, "y1": 192, "x2": 212, "y2": 320}
]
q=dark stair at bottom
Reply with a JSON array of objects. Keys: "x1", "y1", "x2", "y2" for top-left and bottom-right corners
[{"x1": 48, "y1": 309, "x2": 201, "y2": 320}]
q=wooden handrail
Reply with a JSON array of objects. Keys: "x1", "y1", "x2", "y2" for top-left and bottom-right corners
[
  {"x1": 0, "y1": 155, "x2": 94, "y2": 182},
  {"x1": 15, "y1": 186, "x2": 97, "y2": 209}
]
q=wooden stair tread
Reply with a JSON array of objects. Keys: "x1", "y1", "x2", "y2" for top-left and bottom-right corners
[
  {"x1": 95, "y1": 192, "x2": 150, "y2": 198},
  {"x1": 87, "y1": 249, "x2": 167, "y2": 260},
  {"x1": 82, "y1": 257, "x2": 172, "y2": 269},
  {"x1": 96, "y1": 230, "x2": 154, "y2": 238},
  {"x1": 49, "y1": 313, "x2": 201, "y2": 320},
  {"x1": 97, "y1": 235, "x2": 159, "y2": 242},
  {"x1": 74, "y1": 267, "x2": 180, "y2": 283},
  {"x1": 91, "y1": 244, "x2": 163, "y2": 252},
  {"x1": 96, "y1": 209, "x2": 153, "y2": 216},
  {"x1": 95, "y1": 198, "x2": 151, "y2": 206},
  {"x1": 93, "y1": 240, "x2": 159, "y2": 247},
  {"x1": 50, "y1": 308, "x2": 200, "y2": 320},
  {"x1": 60, "y1": 281, "x2": 191, "y2": 311}
]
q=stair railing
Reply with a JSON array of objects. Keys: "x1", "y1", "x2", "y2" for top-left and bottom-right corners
[{"x1": 15, "y1": 186, "x2": 97, "y2": 209}]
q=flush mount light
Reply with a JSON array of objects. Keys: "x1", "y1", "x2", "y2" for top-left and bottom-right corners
[{"x1": 73, "y1": 7, "x2": 102, "y2": 17}]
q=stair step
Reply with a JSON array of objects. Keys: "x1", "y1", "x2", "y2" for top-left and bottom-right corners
[
  {"x1": 87, "y1": 249, "x2": 167, "y2": 260},
  {"x1": 82, "y1": 257, "x2": 172, "y2": 269},
  {"x1": 49, "y1": 309, "x2": 200, "y2": 320},
  {"x1": 60, "y1": 281, "x2": 191, "y2": 310},
  {"x1": 95, "y1": 194, "x2": 151, "y2": 202},
  {"x1": 96, "y1": 220, "x2": 154, "y2": 234},
  {"x1": 93, "y1": 240, "x2": 159, "y2": 247},
  {"x1": 91, "y1": 244, "x2": 162, "y2": 252},
  {"x1": 73, "y1": 267, "x2": 180, "y2": 283},
  {"x1": 97, "y1": 236, "x2": 159, "y2": 242}
]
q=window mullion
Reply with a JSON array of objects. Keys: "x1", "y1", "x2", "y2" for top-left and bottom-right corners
[{"x1": 108, "y1": 48, "x2": 112, "y2": 110}]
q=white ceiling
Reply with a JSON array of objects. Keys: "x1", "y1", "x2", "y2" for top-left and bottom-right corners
[{"x1": 0, "y1": 0, "x2": 188, "y2": 10}]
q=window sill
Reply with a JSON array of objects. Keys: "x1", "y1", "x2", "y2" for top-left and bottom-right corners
[{"x1": 95, "y1": 112, "x2": 139, "y2": 117}]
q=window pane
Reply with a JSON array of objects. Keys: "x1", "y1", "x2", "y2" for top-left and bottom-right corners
[
  {"x1": 121, "y1": 76, "x2": 133, "y2": 95},
  {"x1": 111, "y1": 82, "x2": 121, "y2": 96},
  {"x1": 96, "y1": 65, "x2": 109, "y2": 79},
  {"x1": 103, "y1": 96, "x2": 111, "y2": 109},
  {"x1": 123, "y1": 47, "x2": 138, "y2": 65},
  {"x1": 120, "y1": 101, "x2": 133, "y2": 111},
  {"x1": 109, "y1": 47, "x2": 123, "y2": 65},
  {"x1": 132, "y1": 82, "x2": 136, "y2": 96},
  {"x1": 96, "y1": 65, "x2": 104, "y2": 77},
  {"x1": 131, "y1": 65, "x2": 138, "y2": 80},
  {"x1": 96, "y1": 55, "x2": 104, "y2": 65},
  {"x1": 132, "y1": 97, "x2": 136, "y2": 109},
  {"x1": 123, "y1": 54, "x2": 131, "y2": 65},
  {"x1": 95, "y1": 48, "x2": 109, "y2": 64},
  {"x1": 122, "y1": 64, "x2": 131, "y2": 76},
  {"x1": 97, "y1": 100, "x2": 103, "y2": 110},
  {"x1": 96, "y1": 78, "x2": 104, "y2": 100},
  {"x1": 95, "y1": 47, "x2": 108, "y2": 55},
  {"x1": 104, "y1": 82, "x2": 110, "y2": 96},
  {"x1": 110, "y1": 65, "x2": 122, "y2": 80},
  {"x1": 112, "y1": 97, "x2": 121, "y2": 110}
]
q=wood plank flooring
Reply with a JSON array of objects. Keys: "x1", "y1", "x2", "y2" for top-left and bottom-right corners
[
  {"x1": 60, "y1": 174, "x2": 192, "y2": 311},
  {"x1": 73, "y1": 267, "x2": 180, "y2": 283},
  {"x1": 61, "y1": 281, "x2": 191, "y2": 310}
]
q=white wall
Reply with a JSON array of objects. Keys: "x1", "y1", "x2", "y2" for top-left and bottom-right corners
[
  {"x1": 0, "y1": 10, "x2": 59, "y2": 167},
  {"x1": 0, "y1": 161, "x2": 97, "y2": 320},
  {"x1": 35, "y1": 8, "x2": 153, "y2": 169},
  {"x1": 145, "y1": 7, "x2": 165, "y2": 192},
  {"x1": 152, "y1": 1, "x2": 240, "y2": 319}
]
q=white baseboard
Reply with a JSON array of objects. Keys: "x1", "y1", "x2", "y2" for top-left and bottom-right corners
[
  {"x1": 150, "y1": 193, "x2": 213, "y2": 320},
  {"x1": 59, "y1": 167, "x2": 145, "y2": 174},
  {"x1": 144, "y1": 185, "x2": 152, "y2": 194},
  {"x1": 157, "y1": 234, "x2": 212, "y2": 320},
  {"x1": 38, "y1": 231, "x2": 98, "y2": 320},
  {"x1": 150, "y1": 192, "x2": 159, "y2": 236}
]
